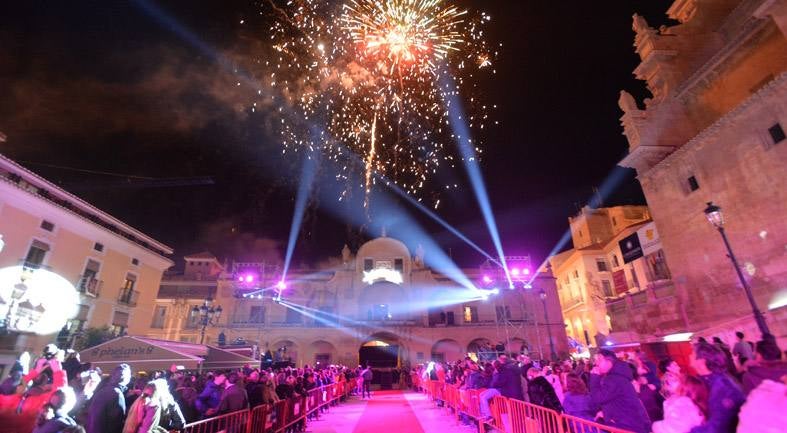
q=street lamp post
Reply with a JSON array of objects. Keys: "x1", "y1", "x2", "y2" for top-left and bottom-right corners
[
  {"x1": 190, "y1": 298, "x2": 223, "y2": 345},
  {"x1": 539, "y1": 289, "x2": 557, "y2": 361},
  {"x1": 703, "y1": 202, "x2": 770, "y2": 335}
]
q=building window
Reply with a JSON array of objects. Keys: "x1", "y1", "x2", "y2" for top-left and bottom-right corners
[
  {"x1": 601, "y1": 280, "x2": 613, "y2": 297},
  {"x1": 249, "y1": 306, "x2": 264, "y2": 323},
  {"x1": 111, "y1": 311, "x2": 129, "y2": 336},
  {"x1": 363, "y1": 258, "x2": 374, "y2": 271},
  {"x1": 495, "y1": 306, "x2": 511, "y2": 321},
  {"x1": 394, "y1": 258, "x2": 404, "y2": 272},
  {"x1": 151, "y1": 306, "x2": 167, "y2": 328},
  {"x1": 573, "y1": 269, "x2": 579, "y2": 279},
  {"x1": 463, "y1": 305, "x2": 479, "y2": 323},
  {"x1": 131, "y1": 258, "x2": 139, "y2": 266},
  {"x1": 67, "y1": 304, "x2": 90, "y2": 334},
  {"x1": 186, "y1": 308, "x2": 200, "y2": 328},
  {"x1": 24, "y1": 240, "x2": 50, "y2": 268},
  {"x1": 40, "y1": 220, "x2": 55, "y2": 232},
  {"x1": 93, "y1": 242, "x2": 104, "y2": 252},
  {"x1": 596, "y1": 260, "x2": 609, "y2": 272},
  {"x1": 646, "y1": 249, "x2": 672, "y2": 281},
  {"x1": 687, "y1": 176, "x2": 700, "y2": 192},
  {"x1": 122, "y1": 273, "x2": 136, "y2": 290},
  {"x1": 611, "y1": 217, "x2": 617, "y2": 226},
  {"x1": 612, "y1": 254, "x2": 620, "y2": 268},
  {"x1": 79, "y1": 259, "x2": 101, "y2": 293},
  {"x1": 769, "y1": 123, "x2": 785, "y2": 144}
]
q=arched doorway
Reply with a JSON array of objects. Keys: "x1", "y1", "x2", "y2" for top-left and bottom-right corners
[
  {"x1": 309, "y1": 340, "x2": 337, "y2": 367},
  {"x1": 359, "y1": 332, "x2": 400, "y2": 368},
  {"x1": 271, "y1": 339, "x2": 298, "y2": 366},
  {"x1": 359, "y1": 332, "x2": 403, "y2": 390},
  {"x1": 431, "y1": 339, "x2": 463, "y2": 363}
]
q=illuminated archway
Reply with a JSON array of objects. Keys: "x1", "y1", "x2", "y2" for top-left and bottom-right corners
[{"x1": 360, "y1": 332, "x2": 401, "y2": 368}]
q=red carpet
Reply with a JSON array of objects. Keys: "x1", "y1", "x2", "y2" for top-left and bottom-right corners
[{"x1": 352, "y1": 390, "x2": 426, "y2": 433}]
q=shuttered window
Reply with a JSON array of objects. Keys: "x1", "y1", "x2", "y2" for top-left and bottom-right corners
[{"x1": 112, "y1": 311, "x2": 129, "y2": 327}]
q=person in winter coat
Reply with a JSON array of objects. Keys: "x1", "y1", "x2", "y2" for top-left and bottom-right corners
[
  {"x1": 216, "y1": 372, "x2": 249, "y2": 415},
  {"x1": 562, "y1": 373, "x2": 593, "y2": 420},
  {"x1": 489, "y1": 356, "x2": 524, "y2": 400},
  {"x1": 630, "y1": 363, "x2": 663, "y2": 422},
  {"x1": 479, "y1": 358, "x2": 523, "y2": 421},
  {"x1": 258, "y1": 373, "x2": 279, "y2": 405},
  {"x1": 589, "y1": 350, "x2": 651, "y2": 433},
  {"x1": 173, "y1": 376, "x2": 199, "y2": 423},
  {"x1": 688, "y1": 342, "x2": 745, "y2": 433},
  {"x1": 741, "y1": 334, "x2": 787, "y2": 395},
  {"x1": 32, "y1": 387, "x2": 78, "y2": 433},
  {"x1": 86, "y1": 363, "x2": 132, "y2": 433},
  {"x1": 361, "y1": 366, "x2": 373, "y2": 398},
  {"x1": 465, "y1": 361, "x2": 489, "y2": 390},
  {"x1": 526, "y1": 367, "x2": 563, "y2": 413},
  {"x1": 543, "y1": 366, "x2": 565, "y2": 403},
  {"x1": 123, "y1": 381, "x2": 162, "y2": 433},
  {"x1": 245, "y1": 371, "x2": 264, "y2": 408},
  {"x1": 652, "y1": 374, "x2": 706, "y2": 433},
  {"x1": 196, "y1": 373, "x2": 225, "y2": 418}
]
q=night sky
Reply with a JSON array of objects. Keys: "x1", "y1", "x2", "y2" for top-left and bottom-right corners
[{"x1": 0, "y1": 1, "x2": 675, "y2": 269}]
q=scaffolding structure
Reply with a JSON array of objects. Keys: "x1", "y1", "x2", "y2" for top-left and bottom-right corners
[{"x1": 479, "y1": 255, "x2": 545, "y2": 359}]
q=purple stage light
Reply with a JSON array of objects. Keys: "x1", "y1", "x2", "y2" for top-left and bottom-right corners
[
  {"x1": 237, "y1": 276, "x2": 244, "y2": 282},
  {"x1": 511, "y1": 268, "x2": 520, "y2": 276},
  {"x1": 482, "y1": 275, "x2": 492, "y2": 284},
  {"x1": 245, "y1": 275, "x2": 255, "y2": 283},
  {"x1": 523, "y1": 268, "x2": 530, "y2": 275},
  {"x1": 276, "y1": 281, "x2": 287, "y2": 290}
]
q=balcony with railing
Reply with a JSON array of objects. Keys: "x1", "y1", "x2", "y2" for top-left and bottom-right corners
[
  {"x1": 77, "y1": 276, "x2": 102, "y2": 298},
  {"x1": 117, "y1": 287, "x2": 139, "y2": 307},
  {"x1": 18, "y1": 259, "x2": 52, "y2": 272}
]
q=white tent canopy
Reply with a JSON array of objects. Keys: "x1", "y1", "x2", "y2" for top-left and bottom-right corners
[{"x1": 79, "y1": 336, "x2": 256, "y2": 373}]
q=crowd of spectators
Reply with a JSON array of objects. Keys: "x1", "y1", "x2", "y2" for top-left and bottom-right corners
[
  {"x1": 417, "y1": 331, "x2": 786, "y2": 433},
  {"x1": 0, "y1": 345, "x2": 357, "y2": 433}
]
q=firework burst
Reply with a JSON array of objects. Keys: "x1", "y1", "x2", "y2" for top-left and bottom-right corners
[{"x1": 262, "y1": 0, "x2": 496, "y2": 208}]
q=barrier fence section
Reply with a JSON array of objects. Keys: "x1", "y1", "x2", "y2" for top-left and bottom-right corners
[
  {"x1": 182, "y1": 409, "x2": 250, "y2": 433},
  {"x1": 179, "y1": 378, "x2": 356, "y2": 433},
  {"x1": 422, "y1": 380, "x2": 636, "y2": 433}
]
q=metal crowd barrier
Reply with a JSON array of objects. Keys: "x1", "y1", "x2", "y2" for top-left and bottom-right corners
[
  {"x1": 421, "y1": 380, "x2": 636, "y2": 433},
  {"x1": 181, "y1": 409, "x2": 250, "y2": 433},
  {"x1": 177, "y1": 378, "x2": 357, "y2": 433}
]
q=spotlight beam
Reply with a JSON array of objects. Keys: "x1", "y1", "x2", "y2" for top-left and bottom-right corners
[
  {"x1": 134, "y1": 0, "x2": 485, "y2": 292},
  {"x1": 377, "y1": 172, "x2": 501, "y2": 266},
  {"x1": 440, "y1": 73, "x2": 512, "y2": 288},
  {"x1": 282, "y1": 154, "x2": 318, "y2": 280}
]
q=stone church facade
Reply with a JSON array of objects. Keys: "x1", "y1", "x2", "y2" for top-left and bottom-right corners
[
  {"x1": 145, "y1": 236, "x2": 568, "y2": 367},
  {"x1": 617, "y1": 0, "x2": 787, "y2": 342}
]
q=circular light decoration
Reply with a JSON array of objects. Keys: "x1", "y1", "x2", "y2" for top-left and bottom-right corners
[{"x1": 0, "y1": 266, "x2": 79, "y2": 335}]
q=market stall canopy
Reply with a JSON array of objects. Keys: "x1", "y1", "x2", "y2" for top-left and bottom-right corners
[{"x1": 79, "y1": 336, "x2": 257, "y2": 373}]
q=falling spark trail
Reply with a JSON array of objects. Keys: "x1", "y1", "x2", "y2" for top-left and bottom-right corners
[{"x1": 364, "y1": 111, "x2": 378, "y2": 210}]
